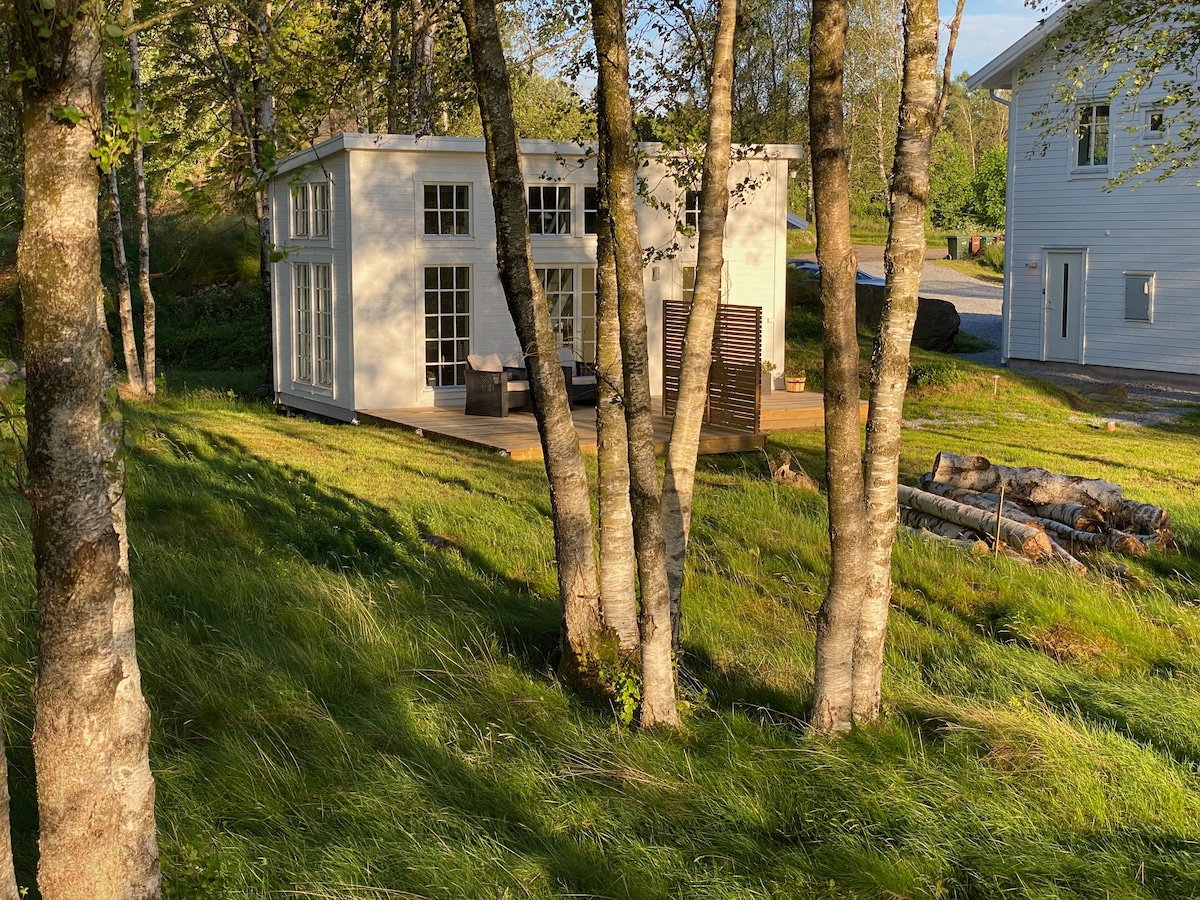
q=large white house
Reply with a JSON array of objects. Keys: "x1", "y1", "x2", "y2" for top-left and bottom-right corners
[
  {"x1": 268, "y1": 133, "x2": 801, "y2": 422},
  {"x1": 968, "y1": 11, "x2": 1200, "y2": 381}
]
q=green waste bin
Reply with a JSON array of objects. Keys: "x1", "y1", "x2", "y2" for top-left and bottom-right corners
[{"x1": 946, "y1": 235, "x2": 968, "y2": 260}]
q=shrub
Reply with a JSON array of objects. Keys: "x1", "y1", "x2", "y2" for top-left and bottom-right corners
[
  {"x1": 977, "y1": 241, "x2": 1005, "y2": 273},
  {"x1": 908, "y1": 359, "x2": 961, "y2": 388}
]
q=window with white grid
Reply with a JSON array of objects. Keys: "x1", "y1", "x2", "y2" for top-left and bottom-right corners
[
  {"x1": 423, "y1": 184, "x2": 471, "y2": 235},
  {"x1": 528, "y1": 185, "x2": 572, "y2": 235},
  {"x1": 294, "y1": 263, "x2": 313, "y2": 383},
  {"x1": 424, "y1": 266, "x2": 471, "y2": 387},
  {"x1": 313, "y1": 264, "x2": 333, "y2": 386}
]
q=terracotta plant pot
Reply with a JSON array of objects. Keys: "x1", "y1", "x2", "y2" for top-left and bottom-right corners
[{"x1": 785, "y1": 376, "x2": 806, "y2": 393}]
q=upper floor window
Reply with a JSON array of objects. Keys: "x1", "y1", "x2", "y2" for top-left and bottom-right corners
[
  {"x1": 684, "y1": 189, "x2": 702, "y2": 230},
  {"x1": 528, "y1": 185, "x2": 572, "y2": 235},
  {"x1": 1145, "y1": 108, "x2": 1165, "y2": 140},
  {"x1": 1075, "y1": 104, "x2": 1110, "y2": 170},
  {"x1": 424, "y1": 184, "x2": 471, "y2": 236},
  {"x1": 584, "y1": 186, "x2": 599, "y2": 235},
  {"x1": 291, "y1": 180, "x2": 332, "y2": 238}
]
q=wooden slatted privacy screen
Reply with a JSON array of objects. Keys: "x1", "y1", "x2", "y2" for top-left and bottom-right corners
[{"x1": 663, "y1": 301, "x2": 762, "y2": 433}]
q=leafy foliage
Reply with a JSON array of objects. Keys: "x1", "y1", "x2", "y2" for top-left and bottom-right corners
[{"x1": 970, "y1": 147, "x2": 1007, "y2": 229}]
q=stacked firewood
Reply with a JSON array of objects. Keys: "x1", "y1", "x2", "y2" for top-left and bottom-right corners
[{"x1": 899, "y1": 452, "x2": 1172, "y2": 572}]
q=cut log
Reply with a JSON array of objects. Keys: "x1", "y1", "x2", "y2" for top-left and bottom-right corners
[
  {"x1": 1027, "y1": 501, "x2": 1105, "y2": 533},
  {"x1": 898, "y1": 484, "x2": 1054, "y2": 560},
  {"x1": 929, "y1": 452, "x2": 1170, "y2": 532},
  {"x1": 899, "y1": 524, "x2": 989, "y2": 554},
  {"x1": 921, "y1": 480, "x2": 1151, "y2": 558},
  {"x1": 899, "y1": 507, "x2": 986, "y2": 543}
]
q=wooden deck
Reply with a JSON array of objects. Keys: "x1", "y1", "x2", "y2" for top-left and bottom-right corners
[{"x1": 358, "y1": 391, "x2": 864, "y2": 462}]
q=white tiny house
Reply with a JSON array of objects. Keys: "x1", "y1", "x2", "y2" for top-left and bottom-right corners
[
  {"x1": 268, "y1": 134, "x2": 801, "y2": 421},
  {"x1": 968, "y1": 12, "x2": 1200, "y2": 381}
]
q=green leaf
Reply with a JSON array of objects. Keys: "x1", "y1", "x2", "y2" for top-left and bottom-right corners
[
  {"x1": 105, "y1": 23, "x2": 124, "y2": 37},
  {"x1": 52, "y1": 105, "x2": 84, "y2": 125}
]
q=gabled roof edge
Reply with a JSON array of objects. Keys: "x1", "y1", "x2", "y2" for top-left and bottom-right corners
[{"x1": 966, "y1": 1, "x2": 1080, "y2": 92}]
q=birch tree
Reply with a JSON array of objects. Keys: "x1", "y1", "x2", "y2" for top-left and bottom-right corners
[
  {"x1": 458, "y1": 0, "x2": 605, "y2": 677},
  {"x1": 12, "y1": 0, "x2": 161, "y2": 895},
  {"x1": 808, "y1": 0, "x2": 964, "y2": 733}
]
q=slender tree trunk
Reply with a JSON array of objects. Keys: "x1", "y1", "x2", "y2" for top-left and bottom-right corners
[
  {"x1": 103, "y1": 160, "x2": 144, "y2": 393},
  {"x1": 251, "y1": 0, "x2": 276, "y2": 381},
  {"x1": 661, "y1": 0, "x2": 738, "y2": 647},
  {"x1": 388, "y1": 1, "x2": 403, "y2": 132},
  {"x1": 17, "y1": 2, "x2": 125, "y2": 894},
  {"x1": 808, "y1": 0, "x2": 866, "y2": 736},
  {"x1": 126, "y1": 10, "x2": 156, "y2": 399},
  {"x1": 459, "y1": 0, "x2": 603, "y2": 675},
  {"x1": 0, "y1": 709, "x2": 18, "y2": 900},
  {"x1": 592, "y1": 0, "x2": 677, "y2": 728},
  {"x1": 594, "y1": 126, "x2": 639, "y2": 653},
  {"x1": 409, "y1": 0, "x2": 438, "y2": 133},
  {"x1": 852, "y1": 0, "x2": 964, "y2": 722}
]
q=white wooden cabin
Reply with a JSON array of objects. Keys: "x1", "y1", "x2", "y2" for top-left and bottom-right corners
[
  {"x1": 268, "y1": 133, "x2": 801, "y2": 422},
  {"x1": 968, "y1": 13, "x2": 1200, "y2": 381}
]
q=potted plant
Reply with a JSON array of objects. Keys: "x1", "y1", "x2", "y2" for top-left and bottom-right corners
[
  {"x1": 785, "y1": 371, "x2": 807, "y2": 392},
  {"x1": 761, "y1": 360, "x2": 777, "y2": 393}
]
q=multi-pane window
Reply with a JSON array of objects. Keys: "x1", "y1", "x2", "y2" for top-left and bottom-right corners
[
  {"x1": 424, "y1": 266, "x2": 471, "y2": 387},
  {"x1": 1075, "y1": 104, "x2": 1110, "y2": 169},
  {"x1": 293, "y1": 262, "x2": 333, "y2": 388},
  {"x1": 292, "y1": 186, "x2": 311, "y2": 237},
  {"x1": 291, "y1": 181, "x2": 333, "y2": 238},
  {"x1": 312, "y1": 182, "x2": 331, "y2": 237},
  {"x1": 528, "y1": 185, "x2": 572, "y2": 235},
  {"x1": 682, "y1": 266, "x2": 696, "y2": 304},
  {"x1": 584, "y1": 186, "x2": 599, "y2": 235},
  {"x1": 294, "y1": 263, "x2": 312, "y2": 381},
  {"x1": 684, "y1": 189, "x2": 702, "y2": 230},
  {"x1": 313, "y1": 264, "x2": 333, "y2": 386},
  {"x1": 537, "y1": 268, "x2": 575, "y2": 346},
  {"x1": 579, "y1": 267, "x2": 597, "y2": 364},
  {"x1": 424, "y1": 184, "x2": 471, "y2": 235},
  {"x1": 1145, "y1": 108, "x2": 1165, "y2": 139}
]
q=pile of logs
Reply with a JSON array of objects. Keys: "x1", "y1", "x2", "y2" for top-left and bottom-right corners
[{"x1": 900, "y1": 452, "x2": 1172, "y2": 573}]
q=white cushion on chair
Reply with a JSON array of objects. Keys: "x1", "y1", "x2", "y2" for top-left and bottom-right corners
[
  {"x1": 506, "y1": 380, "x2": 530, "y2": 392},
  {"x1": 468, "y1": 353, "x2": 504, "y2": 373}
]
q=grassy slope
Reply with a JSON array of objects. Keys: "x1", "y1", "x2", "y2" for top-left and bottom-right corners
[{"x1": 0, "y1": 365, "x2": 1199, "y2": 897}]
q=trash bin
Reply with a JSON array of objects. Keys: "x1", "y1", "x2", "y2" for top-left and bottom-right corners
[
  {"x1": 946, "y1": 235, "x2": 968, "y2": 260},
  {"x1": 969, "y1": 235, "x2": 982, "y2": 256},
  {"x1": 980, "y1": 235, "x2": 995, "y2": 251}
]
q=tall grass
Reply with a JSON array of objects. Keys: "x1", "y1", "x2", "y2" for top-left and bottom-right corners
[{"x1": 0, "y1": 366, "x2": 1198, "y2": 897}]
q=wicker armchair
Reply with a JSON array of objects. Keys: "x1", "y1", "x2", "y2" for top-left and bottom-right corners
[{"x1": 465, "y1": 353, "x2": 531, "y2": 417}]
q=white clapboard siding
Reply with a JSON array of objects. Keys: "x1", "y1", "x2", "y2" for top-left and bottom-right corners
[{"x1": 270, "y1": 134, "x2": 801, "y2": 413}]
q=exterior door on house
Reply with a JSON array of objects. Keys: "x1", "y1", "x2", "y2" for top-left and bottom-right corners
[
  {"x1": 536, "y1": 266, "x2": 598, "y2": 364},
  {"x1": 1045, "y1": 251, "x2": 1084, "y2": 362}
]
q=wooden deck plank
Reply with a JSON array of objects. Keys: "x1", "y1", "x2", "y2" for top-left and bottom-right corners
[
  {"x1": 359, "y1": 391, "x2": 862, "y2": 459},
  {"x1": 358, "y1": 403, "x2": 766, "y2": 460}
]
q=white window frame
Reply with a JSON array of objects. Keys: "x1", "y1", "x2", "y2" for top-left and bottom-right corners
[
  {"x1": 293, "y1": 261, "x2": 334, "y2": 390},
  {"x1": 290, "y1": 179, "x2": 333, "y2": 239},
  {"x1": 1073, "y1": 103, "x2": 1110, "y2": 172},
  {"x1": 528, "y1": 184, "x2": 572, "y2": 235},
  {"x1": 1144, "y1": 107, "x2": 1166, "y2": 141},
  {"x1": 293, "y1": 262, "x2": 313, "y2": 384},
  {"x1": 536, "y1": 265, "x2": 597, "y2": 364},
  {"x1": 423, "y1": 183, "x2": 472, "y2": 237},
  {"x1": 583, "y1": 185, "x2": 599, "y2": 235},
  {"x1": 424, "y1": 265, "x2": 472, "y2": 388},
  {"x1": 684, "y1": 188, "x2": 702, "y2": 231}
]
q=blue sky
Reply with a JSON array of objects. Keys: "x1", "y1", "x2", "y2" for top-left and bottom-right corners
[{"x1": 942, "y1": 0, "x2": 1052, "y2": 79}]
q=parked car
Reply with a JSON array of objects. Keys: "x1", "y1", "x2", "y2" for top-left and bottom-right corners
[{"x1": 786, "y1": 258, "x2": 886, "y2": 287}]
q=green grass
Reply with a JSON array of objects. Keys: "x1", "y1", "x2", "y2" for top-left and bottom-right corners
[
  {"x1": 1, "y1": 349, "x2": 1200, "y2": 897},
  {"x1": 934, "y1": 258, "x2": 1005, "y2": 285}
]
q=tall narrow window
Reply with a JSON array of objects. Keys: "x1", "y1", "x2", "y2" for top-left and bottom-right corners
[
  {"x1": 312, "y1": 182, "x2": 331, "y2": 237},
  {"x1": 684, "y1": 189, "x2": 702, "y2": 230},
  {"x1": 584, "y1": 186, "x2": 599, "y2": 235},
  {"x1": 682, "y1": 266, "x2": 696, "y2": 304},
  {"x1": 313, "y1": 264, "x2": 333, "y2": 386},
  {"x1": 423, "y1": 184, "x2": 471, "y2": 235},
  {"x1": 1075, "y1": 104, "x2": 1110, "y2": 169},
  {"x1": 537, "y1": 268, "x2": 576, "y2": 346},
  {"x1": 294, "y1": 263, "x2": 313, "y2": 383},
  {"x1": 292, "y1": 186, "x2": 311, "y2": 237},
  {"x1": 528, "y1": 185, "x2": 572, "y2": 235},
  {"x1": 424, "y1": 266, "x2": 471, "y2": 387},
  {"x1": 579, "y1": 267, "x2": 597, "y2": 364}
]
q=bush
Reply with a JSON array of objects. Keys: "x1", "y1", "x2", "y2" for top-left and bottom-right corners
[
  {"x1": 908, "y1": 359, "x2": 961, "y2": 388},
  {"x1": 977, "y1": 241, "x2": 1005, "y2": 273},
  {"x1": 155, "y1": 282, "x2": 269, "y2": 372}
]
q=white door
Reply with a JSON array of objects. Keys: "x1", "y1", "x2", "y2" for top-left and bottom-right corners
[{"x1": 1045, "y1": 251, "x2": 1084, "y2": 362}]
